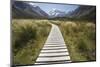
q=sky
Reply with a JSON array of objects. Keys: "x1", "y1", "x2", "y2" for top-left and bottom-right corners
[{"x1": 29, "y1": 2, "x2": 79, "y2": 14}]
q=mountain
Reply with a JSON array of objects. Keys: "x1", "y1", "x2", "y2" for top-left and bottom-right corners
[
  {"x1": 12, "y1": 1, "x2": 49, "y2": 18},
  {"x1": 49, "y1": 9, "x2": 67, "y2": 18},
  {"x1": 69, "y1": 5, "x2": 96, "y2": 20}
]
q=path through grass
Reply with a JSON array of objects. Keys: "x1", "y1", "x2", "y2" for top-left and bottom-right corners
[
  {"x1": 12, "y1": 19, "x2": 51, "y2": 65},
  {"x1": 50, "y1": 20, "x2": 96, "y2": 62}
]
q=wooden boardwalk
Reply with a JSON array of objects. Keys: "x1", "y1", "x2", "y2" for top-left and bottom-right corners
[{"x1": 35, "y1": 24, "x2": 71, "y2": 65}]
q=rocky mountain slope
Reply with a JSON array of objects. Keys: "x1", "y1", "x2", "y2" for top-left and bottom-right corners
[{"x1": 12, "y1": 1, "x2": 49, "y2": 18}]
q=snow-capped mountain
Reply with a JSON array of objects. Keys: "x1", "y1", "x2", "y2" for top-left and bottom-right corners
[
  {"x1": 12, "y1": 1, "x2": 49, "y2": 18},
  {"x1": 49, "y1": 9, "x2": 67, "y2": 18}
]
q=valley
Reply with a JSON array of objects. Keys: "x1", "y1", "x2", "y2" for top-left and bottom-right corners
[{"x1": 12, "y1": 19, "x2": 96, "y2": 65}]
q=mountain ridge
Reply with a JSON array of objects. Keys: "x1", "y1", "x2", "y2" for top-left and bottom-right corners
[{"x1": 12, "y1": 1, "x2": 49, "y2": 19}]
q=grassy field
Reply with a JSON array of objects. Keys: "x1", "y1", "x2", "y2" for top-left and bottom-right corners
[
  {"x1": 50, "y1": 20, "x2": 96, "y2": 62},
  {"x1": 12, "y1": 19, "x2": 96, "y2": 65},
  {"x1": 12, "y1": 19, "x2": 51, "y2": 65}
]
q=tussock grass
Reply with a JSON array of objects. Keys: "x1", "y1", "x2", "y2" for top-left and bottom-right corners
[
  {"x1": 12, "y1": 19, "x2": 96, "y2": 64},
  {"x1": 50, "y1": 20, "x2": 96, "y2": 61},
  {"x1": 12, "y1": 19, "x2": 51, "y2": 65}
]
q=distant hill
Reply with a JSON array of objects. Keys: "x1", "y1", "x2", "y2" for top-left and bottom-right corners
[
  {"x1": 12, "y1": 1, "x2": 49, "y2": 19},
  {"x1": 68, "y1": 5, "x2": 96, "y2": 21},
  {"x1": 48, "y1": 5, "x2": 96, "y2": 22},
  {"x1": 12, "y1": 1, "x2": 96, "y2": 21}
]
